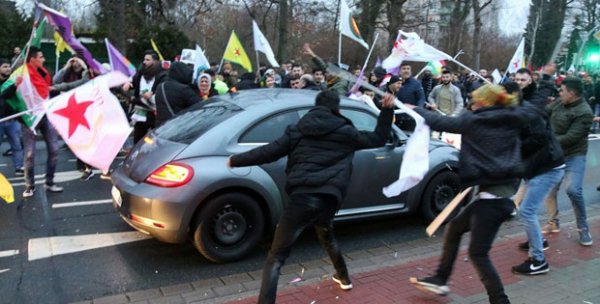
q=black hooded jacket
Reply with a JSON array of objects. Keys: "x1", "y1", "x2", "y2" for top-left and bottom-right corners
[
  {"x1": 231, "y1": 106, "x2": 393, "y2": 203},
  {"x1": 155, "y1": 62, "x2": 202, "y2": 126}
]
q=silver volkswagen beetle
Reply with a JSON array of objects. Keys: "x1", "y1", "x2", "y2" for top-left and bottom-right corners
[{"x1": 111, "y1": 89, "x2": 461, "y2": 263}]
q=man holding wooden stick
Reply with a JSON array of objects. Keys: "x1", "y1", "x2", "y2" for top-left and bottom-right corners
[{"x1": 406, "y1": 84, "x2": 529, "y2": 304}]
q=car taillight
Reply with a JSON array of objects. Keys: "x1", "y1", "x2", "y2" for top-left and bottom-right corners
[{"x1": 145, "y1": 163, "x2": 193, "y2": 187}]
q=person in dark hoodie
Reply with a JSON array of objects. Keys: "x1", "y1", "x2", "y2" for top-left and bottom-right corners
[
  {"x1": 235, "y1": 72, "x2": 259, "y2": 91},
  {"x1": 154, "y1": 62, "x2": 202, "y2": 126},
  {"x1": 228, "y1": 91, "x2": 395, "y2": 304},
  {"x1": 409, "y1": 84, "x2": 528, "y2": 304}
]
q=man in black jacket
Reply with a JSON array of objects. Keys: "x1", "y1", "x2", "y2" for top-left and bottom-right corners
[
  {"x1": 228, "y1": 91, "x2": 395, "y2": 304},
  {"x1": 154, "y1": 62, "x2": 201, "y2": 126},
  {"x1": 409, "y1": 84, "x2": 528, "y2": 304}
]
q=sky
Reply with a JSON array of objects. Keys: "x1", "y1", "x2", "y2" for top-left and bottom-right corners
[{"x1": 498, "y1": 0, "x2": 532, "y2": 35}]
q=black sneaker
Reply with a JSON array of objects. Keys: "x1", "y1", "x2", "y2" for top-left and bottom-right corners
[
  {"x1": 81, "y1": 169, "x2": 95, "y2": 181},
  {"x1": 409, "y1": 276, "x2": 449, "y2": 296},
  {"x1": 518, "y1": 239, "x2": 549, "y2": 251},
  {"x1": 3, "y1": 149, "x2": 13, "y2": 157},
  {"x1": 512, "y1": 257, "x2": 549, "y2": 275},
  {"x1": 15, "y1": 168, "x2": 24, "y2": 176},
  {"x1": 332, "y1": 273, "x2": 352, "y2": 290}
]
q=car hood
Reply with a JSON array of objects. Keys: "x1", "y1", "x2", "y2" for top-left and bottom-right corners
[{"x1": 123, "y1": 133, "x2": 189, "y2": 182}]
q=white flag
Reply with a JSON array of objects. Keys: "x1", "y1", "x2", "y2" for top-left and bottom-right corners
[
  {"x1": 491, "y1": 69, "x2": 502, "y2": 84},
  {"x1": 252, "y1": 20, "x2": 279, "y2": 68},
  {"x1": 44, "y1": 72, "x2": 132, "y2": 172},
  {"x1": 505, "y1": 37, "x2": 525, "y2": 74},
  {"x1": 194, "y1": 44, "x2": 211, "y2": 79},
  {"x1": 382, "y1": 31, "x2": 450, "y2": 69},
  {"x1": 339, "y1": 0, "x2": 369, "y2": 49}
]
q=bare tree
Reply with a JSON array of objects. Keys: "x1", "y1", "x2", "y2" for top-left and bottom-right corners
[{"x1": 471, "y1": 0, "x2": 492, "y2": 70}]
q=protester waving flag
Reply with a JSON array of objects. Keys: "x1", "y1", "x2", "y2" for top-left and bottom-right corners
[
  {"x1": 44, "y1": 72, "x2": 132, "y2": 172},
  {"x1": 252, "y1": 20, "x2": 279, "y2": 67},
  {"x1": 339, "y1": 0, "x2": 369, "y2": 49},
  {"x1": 222, "y1": 30, "x2": 253, "y2": 72},
  {"x1": 105, "y1": 38, "x2": 136, "y2": 77}
]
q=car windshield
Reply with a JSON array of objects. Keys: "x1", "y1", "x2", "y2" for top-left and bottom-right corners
[{"x1": 153, "y1": 99, "x2": 243, "y2": 144}]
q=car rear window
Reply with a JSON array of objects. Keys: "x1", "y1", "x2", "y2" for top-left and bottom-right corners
[{"x1": 153, "y1": 99, "x2": 243, "y2": 144}]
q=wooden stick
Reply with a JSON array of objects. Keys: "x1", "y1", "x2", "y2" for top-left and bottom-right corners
[{"x1": 426, "y1": 187, "x2": 472, "y2": 237}]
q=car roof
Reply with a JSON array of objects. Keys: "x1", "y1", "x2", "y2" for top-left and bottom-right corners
[{"x1": 213, "y1": 88, "x2": 375, "y2": 112}]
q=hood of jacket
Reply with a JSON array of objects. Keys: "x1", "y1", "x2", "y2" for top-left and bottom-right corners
[
  {"x1": 297, "y1": 106, "x2": 351, "y2": 136},
  {"x1": 168, "y1": 62, "x2": 193, "y2": 84}
]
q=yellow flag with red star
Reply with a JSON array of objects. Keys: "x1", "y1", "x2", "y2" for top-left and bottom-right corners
[{"x1": 222, "y1": 31, "x2": 253, "y2": 72}]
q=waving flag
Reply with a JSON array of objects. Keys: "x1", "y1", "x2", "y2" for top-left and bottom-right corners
[
  {"x1": 105, "y1": 39, "x2": 136, "y2": 77},
  {"x1": 505, "y1": 37, "x2": 525, "y2": 74},
  {"x1": 382, "y1": 31, "x2": 451, "y2": 69},
  {"x1": 37, "y1": 4, "x2": 103, "y2": 73},
  {"x1": 44, "y1": 72, "x2": 132, "y2": 172},
  {"x1": 339, "y1": 0, "x2": 368, "y2": 49},
  {"x1": 252, "y1": 20, "x2": 279, "y2": 67},
  {"x1": 0, "y1": 65, "x2": 48, "y2": 129},
  {"x1": 223, "y1": 31, "x2": 253, "y2": 72},
  {"x1": 193, "y1": 45, "x2": 211, "y2": 81},
  {"x1": 426, "y1": 60, "x2": 446, "y2": 76}
]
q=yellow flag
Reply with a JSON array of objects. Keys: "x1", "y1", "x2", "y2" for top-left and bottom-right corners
[
  {"x1": 54, "y1": 32, "x2": 73, "y2": 56},
  {"x1": 0, "y1": 173, "x2": 14, "y2": 204},
  {"x1": 223, "y1": 31, "x2": 253, "y2": 72},
  {"x1": 150, "y1": 38, "x2": 165, "y2": 61}
]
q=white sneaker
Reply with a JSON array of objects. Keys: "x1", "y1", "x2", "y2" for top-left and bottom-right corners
[
  {"x1": 22, "y1": 187, "x2": 35, "y2": 198},
  {"x1": 45, "y1": 184, "x2": 63, "y2": 193}
]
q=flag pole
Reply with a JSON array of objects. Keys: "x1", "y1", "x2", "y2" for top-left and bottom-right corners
[
  {"x1": 361, "y1": 33, "x2": 379, "y2": 72},
  {"x1": 415, "y1": 50, "x2": 462, "y2": 78},
  {"x1": 255, "y1": 51, "x2": 261, "y2": 80},
  {"x1": 338, "y1": 32, "x2": 343, "y2": 67}
]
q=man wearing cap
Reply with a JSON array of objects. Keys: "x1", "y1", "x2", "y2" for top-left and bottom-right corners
[{"x1": 228, "y1": 91, "x2": 396, "y2": 304}]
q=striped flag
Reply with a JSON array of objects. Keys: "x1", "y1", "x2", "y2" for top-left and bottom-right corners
[
  {"x1": 339, "y1": 0, "x2": 369, "y2": 49},
  {"x1": 426, "y1": 60, "x2": 446, "y2": 76}
]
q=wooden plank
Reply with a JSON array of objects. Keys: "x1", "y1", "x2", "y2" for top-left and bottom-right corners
[{"x1": 426, "y1": 187, "x2": 473, "y2": 237}]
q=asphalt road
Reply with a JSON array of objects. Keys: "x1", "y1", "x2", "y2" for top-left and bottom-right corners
[{"x1": 1, "y1": 137, "x2": 600, "y2": 304}]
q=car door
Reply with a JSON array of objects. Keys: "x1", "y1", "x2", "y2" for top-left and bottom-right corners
[{"x1": 336, "y1": 107, "x2": 410, "y2": 214}]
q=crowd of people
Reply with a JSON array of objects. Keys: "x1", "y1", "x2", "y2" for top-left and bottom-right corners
[{"x1": 1, "y1": 42, "x2": 600, "y2": 304}]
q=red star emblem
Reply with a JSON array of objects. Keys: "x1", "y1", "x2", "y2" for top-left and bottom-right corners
[
  {"x1": 513, "y1": 60, "x2": 520, "y2": 68},
  {"x1": 234, "y1": 48, "x2": 241, "y2": 57},
  {"x1": 53, "y1": 93, "x2": 94, "y2": 138}
]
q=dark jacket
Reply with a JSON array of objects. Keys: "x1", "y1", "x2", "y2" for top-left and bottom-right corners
[
  {"x1": 414, "y1": 105, "x2": 527, "y2": 188},
  {"x1": 396, "y1": 77, "x2": 425, "y2": 107},
  {"x1": 132, "y1": 67, "x2": 167, "y2": 111},
  {"x1": 231, "y1": 106, "x2": 393, "y2": 204},
  {"x1": 155, "y1": 62, "x2": 201, "y2": 126},
  {"x1": 520, "y1": 77, "x2": 564, "y2": 178},
  {"x1": 547, "y1": 97, "x2": 593, "y2": 158}
]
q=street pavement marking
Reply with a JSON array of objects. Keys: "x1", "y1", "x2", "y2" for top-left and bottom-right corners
[
  {"x1": 8, "y1": 170, "x2": 82, "y2": 186},
  {"x1": 52, "y1": 199, "x2": 112, "y2": 209},
  {"x1": 0, "y1": 250, "x2": 19, "y2": 258},
  {"x1": 0, "y1": 269, "x2": 9, "y2": 274},
  {"x1": 28, "y1": 231, "x2": 152, "y2": 261}
]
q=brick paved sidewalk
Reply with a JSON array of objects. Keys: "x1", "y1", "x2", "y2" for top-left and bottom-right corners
[
  {"x1": 84, "y1": 207, "x2": 600, "y2": 304},
  {"x1": 224, "y1": 220, "x2": 600, "y2": 304}
]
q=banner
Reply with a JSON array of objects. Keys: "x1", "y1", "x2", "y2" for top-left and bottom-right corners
[
  {"x1": 339, "y1": 0, "x2": 369, "y2": 49},
  {"x1": 505, "y1": 37, "x2": 525, "y2": 74}
]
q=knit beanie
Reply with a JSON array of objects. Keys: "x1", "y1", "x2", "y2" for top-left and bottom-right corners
[{"x1": 471, "y1": 84, "x2": 518, "y2": 109}]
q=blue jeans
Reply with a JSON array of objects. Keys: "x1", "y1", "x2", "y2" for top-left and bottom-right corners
[
  {"x1": 545, "y1": 155, "x2": 589, "y2": 230},
  {"x1": 0, "y1": 120, "x2": 24, "y2": 169},
  {"x1": 22, "y1": 117, "x2": 59, "y2": 187},
  {"x1": 519, "y1": 168, "x2": 564, "y2": 261}
]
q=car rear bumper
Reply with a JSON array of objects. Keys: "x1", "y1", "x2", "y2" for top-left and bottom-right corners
[{"x1": 111, "y1": 167, "x2": 195, "y2": 244}]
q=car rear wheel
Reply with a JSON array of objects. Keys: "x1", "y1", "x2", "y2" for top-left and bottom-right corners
[
  {"x1": 420, "y1": 171, "x2": 461, "y2": 222},
  {"x1": 192, "y1": 193, "x2": 265, "y2": 263}
]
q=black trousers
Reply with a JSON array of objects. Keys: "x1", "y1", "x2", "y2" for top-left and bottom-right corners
[
  {"x1": 436, "y1": 197, "x2": 514, "y2": 304},
  {"x1": 258, "y1": 193, "x2": 348, "y2": 304}
]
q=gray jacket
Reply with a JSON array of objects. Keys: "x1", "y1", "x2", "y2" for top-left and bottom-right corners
[{"x1": 428, "y1": 83, "x2": 464, "y2": 116}]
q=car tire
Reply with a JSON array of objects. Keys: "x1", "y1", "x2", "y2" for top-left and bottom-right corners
[
  {"x1": 192, "y1": 193, "x2": 265, "y2": 263},
  {"x1": 420, "y1": 171, "x2": 461, "y2": 222}
]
